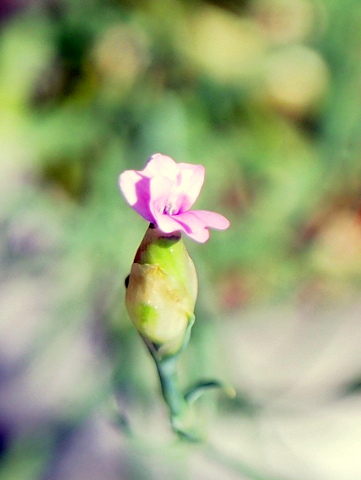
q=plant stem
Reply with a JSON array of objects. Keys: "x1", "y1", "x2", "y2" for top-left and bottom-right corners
[
  {"x1": 155, "y1": 355, "x2": 187, "y2": 419},
  {"x1": 146, "y1": 345, "x2": 200, "y2": 440}
]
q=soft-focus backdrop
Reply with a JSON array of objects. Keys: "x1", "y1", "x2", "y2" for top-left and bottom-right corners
[{"x1": 1, "y1": 0, "x2": 361, "y2": 479}]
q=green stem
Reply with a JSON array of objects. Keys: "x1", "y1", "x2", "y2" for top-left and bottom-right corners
[
  {"x1": 146, "y1": 345, "x2": 186, "y2": 417},
  {"x1": 155, "y1": 355, "x2": 186, "y2": 419},
  {"x1": 146, "y1": 344, "x2": 200, "y2": 441}
]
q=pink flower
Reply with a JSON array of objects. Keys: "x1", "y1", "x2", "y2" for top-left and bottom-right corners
[{"x1": 119, "y1": 153, "x2": 230, "y2": 243}]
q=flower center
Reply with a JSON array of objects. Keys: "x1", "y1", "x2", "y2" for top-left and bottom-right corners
[{"x1": 164, "y1": 202, "x2": 178, "y2": 215}]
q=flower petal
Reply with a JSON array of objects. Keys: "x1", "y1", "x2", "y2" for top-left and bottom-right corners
[
  {"x1": 184, "y1": 226, "x2": 210, "y2": 243},
  {"x1": 170, "y1": 210, "x2": 230, "y2": 243},
  {"x1": 154, "y1": 211, "x2": 185, "y2": 235},
  {"x1": 185, "y1": 210, "x2": 231, "y2": 231},
  {"x1": 147, "y1": 176, "x2": 181, "y2": 233},
  {"x1": 119, "y1": 170, "x2": 154, "y2": 222},
  {"x1": 176, "y1": 163, "x2": 205, "y2": 212},
  {"x1": 143, "y1": 153, "x2": 179, "y2": 181}
]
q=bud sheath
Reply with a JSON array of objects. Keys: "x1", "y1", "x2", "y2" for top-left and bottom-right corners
[{"x1": 126, "y1": 225, "x2": 198, "y2": 357}]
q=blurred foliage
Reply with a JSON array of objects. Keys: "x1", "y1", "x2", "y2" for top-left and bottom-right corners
[{"x1": 1, "y1": 0, "x2": 361, "y2": 479}]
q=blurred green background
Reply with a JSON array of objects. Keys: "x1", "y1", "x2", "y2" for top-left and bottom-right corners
[{"x1": 1, "y1": 0, "x2": 361, "y2": 479}]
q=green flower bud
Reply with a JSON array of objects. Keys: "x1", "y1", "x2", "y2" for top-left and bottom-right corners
[{"x1": 125, "y1": 225, "x2": 198, "y2": 358}]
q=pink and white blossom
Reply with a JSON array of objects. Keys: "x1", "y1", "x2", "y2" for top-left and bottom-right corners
[{"x1": 119, "y1": 153, "x2": 230, "y2": 243}]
